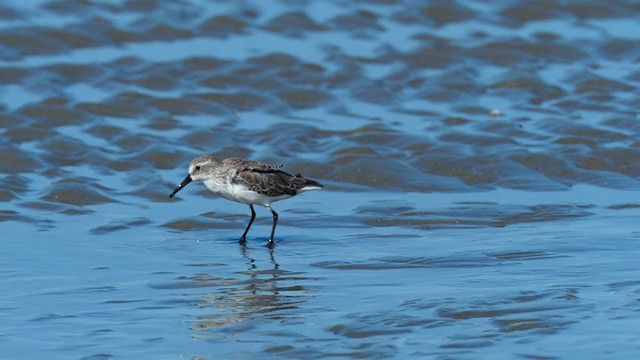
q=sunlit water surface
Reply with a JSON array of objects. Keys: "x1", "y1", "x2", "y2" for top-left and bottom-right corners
[{"x1": 2, "y1": 0, "x2": 640, "y2": 358}]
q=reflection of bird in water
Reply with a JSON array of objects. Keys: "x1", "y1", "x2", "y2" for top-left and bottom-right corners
[
  {"x1": 240, "y1": 242, "x2": 280, "y2": 295},
  {"x1": 169, "y1": 156, "x2": 324, "y2": 246},
  {"x1": 193, "y1": 244, "x2": 309, "y2": 331}
]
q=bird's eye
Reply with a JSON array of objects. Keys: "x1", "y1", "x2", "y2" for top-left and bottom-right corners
[{"x1": 195, "y1": 166, "x2": 201, "y2": 170}]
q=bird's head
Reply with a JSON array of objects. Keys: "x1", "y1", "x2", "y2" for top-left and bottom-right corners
[{"x1": 169, "y1": 155, "x2": 221, "y2": 198}]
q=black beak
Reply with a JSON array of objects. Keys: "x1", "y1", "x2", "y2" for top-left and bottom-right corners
[{"x1": 169, "y1": 175, "x2": 192, "y2": 198}]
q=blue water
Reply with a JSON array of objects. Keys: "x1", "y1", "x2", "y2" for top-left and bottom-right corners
[
  {"x1": 2, "y1": 0, "x2": 640, "y2": 358},
  {"x1": 4, "y1": 187, "x2": 640, "y2": 358}
]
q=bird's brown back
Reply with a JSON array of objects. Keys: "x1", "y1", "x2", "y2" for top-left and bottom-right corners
[{"x1": 227, "y1": 157, "x2": 323, "y2": 197}]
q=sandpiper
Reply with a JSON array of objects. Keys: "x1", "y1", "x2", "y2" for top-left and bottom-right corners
[{"x1": 169, "y1": 155, "x2": 324, "y2": 245}]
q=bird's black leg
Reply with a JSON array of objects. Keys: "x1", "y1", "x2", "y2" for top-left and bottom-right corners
[
  {"x1": 240, "y1": 205, "x2": 256, "y2": 244},
  {"x1": 268, "y1": 207, "x2": 279, "y2": 246}
]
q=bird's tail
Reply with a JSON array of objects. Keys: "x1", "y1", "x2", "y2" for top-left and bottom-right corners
[{"x1": 295, "y1": 174, "x2": 324, "y2": 192}]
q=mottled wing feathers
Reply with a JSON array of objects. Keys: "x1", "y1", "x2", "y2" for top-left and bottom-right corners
[
  {"x1": 224, "y1": 157, "x2": 323, "y2": 197},
  {"x1": 234, "y1": 170, "x2": 295, "y2": 197},
  {"x1": 230, "y1": 164, "x2": 323, "y2": 197},
  {"x1": 223, "y1": 157, "x2": 284, "y2": 171}
]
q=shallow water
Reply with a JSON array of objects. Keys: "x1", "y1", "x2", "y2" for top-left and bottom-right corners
[{"x1": 2, "y1": 0, "x2": 640, "y2": 358}]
